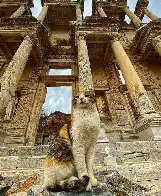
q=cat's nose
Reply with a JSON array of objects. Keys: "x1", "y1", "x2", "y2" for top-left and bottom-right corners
[{"x1": 80, "y1": 97, "x2": 83, "y2": 101}]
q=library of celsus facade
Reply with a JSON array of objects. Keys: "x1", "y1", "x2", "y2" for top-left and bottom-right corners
[{"x1": 0, "y1": 0, "x2": 161, "y2": 195}]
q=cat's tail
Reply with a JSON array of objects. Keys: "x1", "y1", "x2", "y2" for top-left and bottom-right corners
[
  {"x1": 0, "y1": 186, "x2": 11, "y2": 196},
  {"x1": 47, "y1": 175, "x2": 89, "y2": 192}
]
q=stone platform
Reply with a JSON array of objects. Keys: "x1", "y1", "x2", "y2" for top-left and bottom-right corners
[{"x1": 1, "y1": 141, "x2": 161, "y2": 195}]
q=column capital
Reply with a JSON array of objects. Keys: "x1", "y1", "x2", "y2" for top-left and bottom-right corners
[
  {"x1": 76, "y1": 3, "x2": 83, "y2": 25},
  {"x1": 124, "y1": 6, "x2": 142, "y2": 28},
  {"x1": 97, "y1": 5, "x2": 107, "y2": 17},
  {"x1": 76, "y1": 32, "x2": 87, "y2": 41},
  {"x1": 10, "y1": 5, "x2": 26, "y2": 18},
  {"x1": 144, "y1": 8, "x2": 158, "y2": 21},
  {"x1": 152, "y1": 35, "x2": 161, "y2": 56},
  {"x1": 76, "y1": 3, "x2": 81, "y2": 9},
  {"x1": 152, "y1": 35, "x2": 161, "y2": 44},
  {"x1": 37, "y1": 5, "x2": 48, "y2": 24},
  {"x1": 110, "y1": 34, "x2": 120, "y2": 45},
  {"x1": 21, "y1": 32, "x2": 36, "y2": 43}
]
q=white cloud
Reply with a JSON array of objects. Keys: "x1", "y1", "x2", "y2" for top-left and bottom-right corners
[
  {"x1": 31, "y1": 0, "x2": 42, "y2": 17},
  {"x1": 42, "y1": 87, "x2": 72, "y2": 115}
]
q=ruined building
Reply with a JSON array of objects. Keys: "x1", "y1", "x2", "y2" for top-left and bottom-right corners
[{"x1": 0, "y1": 0, "x2": 161, "y2": 194}]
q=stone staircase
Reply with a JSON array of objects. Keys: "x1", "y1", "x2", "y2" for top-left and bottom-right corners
[
  {"x1": 109, "y1": 141, "x2": 161, "y2": 194},
  {"x1": 1, "y1": 141, "x2": 161, "y2": 195}
]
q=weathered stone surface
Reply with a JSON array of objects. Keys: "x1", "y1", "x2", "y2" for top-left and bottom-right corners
[
  {"x1": 109, "y1": 141, "x2": 161, "y2": 164},
  {"x1": 0, "y1": 146, "x2": 49, "y2": 157},
  {"x1": 27, "y1": 170, "x2": 148, "y2": 196}
]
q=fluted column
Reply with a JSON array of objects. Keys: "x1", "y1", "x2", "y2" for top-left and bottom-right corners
[
  {"x1": 76, "y1": 4, "x2": 83, "y2": 25},
  {"x1": 77, "y1": 34, "x2": 94, "y2": 92},
  {"x1": 0, "y1": 35, "x2": 33, "y2": 119},
  {"x1": 10, "y1": 5, "x2": 26, "y2": 18},
  {"x1": 97, "y1": 6, "x2": 107, "y2": 17},
  {"x1": 144, "y1": 8, "x2": 158, "y2": 21},
  {"x1": 37, "y1": 5, "x2": 48, "y2": 24},
  {"x1": 111, "y1": 38, "x2": 156, "y2": 116},
  {"x1": 152, "y1": 35, "x2": 161, "y2": 56},
  {"x1": 124, "y1": 6, "x2": 142, "y2": 28}
]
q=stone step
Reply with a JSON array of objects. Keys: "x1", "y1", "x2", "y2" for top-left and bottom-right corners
[
  {"x1": 0, "y1": 156, "x2": 45, "y2": 170},
  {"x1": 0, "y1": 166, "x2": 114, "y2": 191},
  {"x1": 139, "y1": 180, "x2": 161, "y2": 192},
  {"x1": 0, "y1": 146, "x2": 49, "y2": 157},
  {"x1": 0, "y1": 168, "x2": 44, "y2": 184},
  {"x1": 110, "y1": 141, "x2": 161, "y2": 164},
  {"x1": 0, "y1": 153, "x2": 109, "y2": 170},
  {"x1": 2, "y1": 162, "x2": 160, "y2": 185},
  {"x1": 1, "y1": 165, "x2": 161, "y2": 195},
  {"x1": 118, "y1": 162, "x2": 161, "y2": 182},
  {"x1": 0, "y1": 143, "x2": 108, "y2": 157},
  {"x1": 0, "y1": 168, "x2": 44, "y2": 194}
]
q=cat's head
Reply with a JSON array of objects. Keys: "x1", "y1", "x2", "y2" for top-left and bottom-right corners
[{"x1": 73, "y1": 91, "x2": 96, "y2": 108}]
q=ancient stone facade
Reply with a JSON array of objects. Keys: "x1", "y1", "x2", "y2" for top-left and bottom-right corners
[{"x1": 0, "y1": 0, "x2": 161, "y2": 195}]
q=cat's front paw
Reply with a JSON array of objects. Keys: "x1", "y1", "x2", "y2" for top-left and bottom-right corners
[
  {"x1": 86, "y1": 181, "x2": 92, "y2": 191},
  {"x1": 90, "y1": 177, "x2": 98, "y2": 187}
]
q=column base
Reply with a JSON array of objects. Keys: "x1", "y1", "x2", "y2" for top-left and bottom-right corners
[
  {"x1": 135, "y1": 116, "x2": 161, "y2": 141},
  {"x1": 101, "y1": 123, "x2": 137, "y2": 143}
]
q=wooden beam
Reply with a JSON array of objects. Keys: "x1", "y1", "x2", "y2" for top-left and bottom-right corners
[{"x1": 41, "y1": 75, "x2": 77, "y2": 87}]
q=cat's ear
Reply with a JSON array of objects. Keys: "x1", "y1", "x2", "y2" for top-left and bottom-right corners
[
  {"x1": 85, "y1": 91, "x2": 96, "y2": 102},
  {"x1": 84, "y1": 91, "x2": 90, "y2": 97},
  {"x1": 60, "y1": 124, "x2": 70, "y2": 142}
]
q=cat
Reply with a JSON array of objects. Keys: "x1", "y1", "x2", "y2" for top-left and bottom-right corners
[
  {"x1": 42, "y1": 122, "x2": 89, "y2": 193},
  {"x1": 71, "y1": 90, "x2": 101, "y2": 191}
]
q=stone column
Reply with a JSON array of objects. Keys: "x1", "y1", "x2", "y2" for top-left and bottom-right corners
[
  {"x1": 37, "y1": 5, "x2": 48, "y2": 24},
  {"x1": 77, "y1": 33, "x2": 94, "y2": 92},
  {"x1": 124, "y1": 6, "x2": 142, "y2": 28},
  {"x1": 26, "y1": 81, "x2": 46, "y2": 146},
  {"x1": 0, "y1": 35, "x2": 33, "y2": 119},
  {"x1": 76, "y1": 4, "x2": 83, "y2": 25},
  {"x1": 111, "y1": 38, "x2": 156, "y2": 116},
  {"x1": 144, "y1": 8, "x2": 158, "y2": 21},
  {"x1": 152, "y1": 35, "x2": 161, "y2": 56},
  {"x1": 97, "y1": 6, "x2": 107, "y2": 17},
  {"x1": 10, "y1": 5, "x2": 26, "y2": 18}
]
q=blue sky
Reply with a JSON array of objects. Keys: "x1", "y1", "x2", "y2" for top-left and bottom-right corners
[
  {"x1": 31, "y1": 0, "x2": 161, "y2": 114},
  {"x1": 32, "y1": 0, "x2": 161, "y2": 20}
]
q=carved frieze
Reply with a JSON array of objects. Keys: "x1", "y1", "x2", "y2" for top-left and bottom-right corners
[{"x1": 133, "y1": 19, "x2": 161, "y2": 59}]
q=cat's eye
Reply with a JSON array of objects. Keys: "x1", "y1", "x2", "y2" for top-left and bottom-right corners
[
  {"x1": 75, "y1": 95, "x2": 79, "y2": 98},
  {"x1": 85, "y1": 92, "x2": 89, "y2": 97}
]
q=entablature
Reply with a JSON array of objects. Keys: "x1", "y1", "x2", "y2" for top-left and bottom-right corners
[
  {"x1": 44, "y1": 4, "x2": 77, "y2": 29},
  {"x1": 0, "y1": 16, "x2": 39, "y2": 30},
  {"x1": 133, "y1": 19, "x2": 161, "y2": 60},
  {"x1": 41, "y1": 75, "x2": 77, "y2": 87},
  {"x1": 0, "y1": 20, "x2": 50, "y2": 65},
  {"x1": 0, "y1": 0, "x2": 33, "y2": 6},
  {"x1": 42, "y1": 0, "x2": 81, "y2": 6},
  {"x1": 95, "y1": 0, "x2": 127, "y2": 6},
  {"x1": 93, "y1": 0, "x2": 127, "y2": 23}
]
